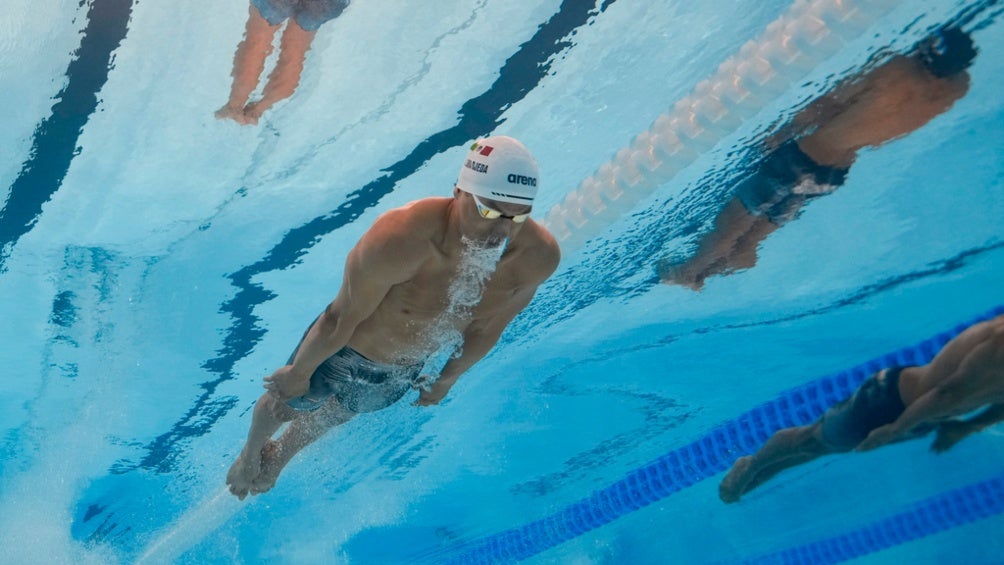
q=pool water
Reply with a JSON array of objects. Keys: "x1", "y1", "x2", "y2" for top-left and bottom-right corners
[{"x1": 1, "y1": 0, "x2": 1002, "y2": 563}]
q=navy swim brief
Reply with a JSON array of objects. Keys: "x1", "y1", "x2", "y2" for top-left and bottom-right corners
[
  {"x1": 251, "y1": 0, "x2": 349, "y2": 32},
  {"x1": 819, "y1": 367, "x2": 934, "y2": 451},
  {"x1": 285, "y1": 337, "x2": 423, "y2": 414},
  {"x1": 735, "y1": 140, "x2": 849, "y2": 224}
]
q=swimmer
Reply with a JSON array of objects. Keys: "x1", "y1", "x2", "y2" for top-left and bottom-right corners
[
  {"x1": 662, "y1": 27, "x2": 977, "y2": 289},
  {"x1": 720, "y1": 313, "x2": 1004, "y2": 503},
  {"x1": 227, "y1": 136, "x2": 560, "y2": 499},
  {"x1": 216, "y1": 0, "x2": 351, "y2": 125}
]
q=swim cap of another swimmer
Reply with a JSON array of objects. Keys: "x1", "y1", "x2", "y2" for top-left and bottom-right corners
[
  {"x1": 917, "y1": 26, "x2": 977, "y2": 79},
  {"x1": 456, "y1": 136, "x2": 539, "y2": 205}
]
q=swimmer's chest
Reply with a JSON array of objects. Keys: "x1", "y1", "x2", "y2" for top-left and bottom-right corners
[{"x1": 385, "y1": 253, "x2": 525, "y2": 319}]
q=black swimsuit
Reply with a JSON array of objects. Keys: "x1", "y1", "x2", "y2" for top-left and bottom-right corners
[
  {"x1": 285, "y1": 321, "x2": 423, "y2": 414},
  {"x1": 820, "y1": 367, "x2": 935, "y2": 450},
  {"x1": 735, "y1": 140, "x2": 850, "y2": 224},
  {"x1": 823, "y1": 367, "x2": 911, "y2": 451}
]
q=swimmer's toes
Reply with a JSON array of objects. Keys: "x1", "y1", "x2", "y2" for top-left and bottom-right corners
[
  {"x1": 245, "y1": 441, "x2": 282, "y2": 495},
  {"x1": 215, "y1": 105, "x2": 244, "y2": 123},
  {"x1": 250, "y1": 471, "x2": 279, "y2": 495},
  {"x1": 228, "y1": 484, "x2": 249, "y2": 501},
  {"x1": 241, "y1": 104, "x2": 263, "y2": 125},
  {"x1": 227, "y1": 451, "x2": 263, "y2": 491}
]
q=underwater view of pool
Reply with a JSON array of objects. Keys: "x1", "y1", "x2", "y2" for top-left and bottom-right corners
[{"x1": 1, "y1": 0, "x2": 1002, "y2": 563}]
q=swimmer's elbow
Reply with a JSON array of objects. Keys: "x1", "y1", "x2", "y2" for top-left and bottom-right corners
[
  {"x1": 318, "y1": 302, "x2": 357, "y2": 338},
  {"x1": 463, "y1": 324, "x2": 504, "y2": 354},
  {"x1": 321, "y1": 302, "x2": 341, "y2": 325}
]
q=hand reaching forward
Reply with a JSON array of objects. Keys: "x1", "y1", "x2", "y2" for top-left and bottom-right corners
[
  {"x1": 930, "y1": 420, "x2": 973, "y2": 454},
  {"x1": 855, "y1": 423, "x2": 900, "y2": 452},
  {"x1": 412, "y1": 376, "x2": 447, "y2": 406}
]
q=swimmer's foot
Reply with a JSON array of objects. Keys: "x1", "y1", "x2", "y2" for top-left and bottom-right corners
[
  {"x1": 241, "y1": 102, "x2": 264, "y2": 126},
  {"x1": 658, "y1": 259, "x2": 706, "y2": 291},
  {"x1": 250, "y1": 440, "x2": 286, "y2": 495},
  {"x1": 719, "y1": 456, "x2": 754, "y2": 504},
  {"x1": 215, "y1": 103, "x2": 256, "y2": 125},
  {"x1": 226, "y1": 447, "x2": 263, "y2": 500}
]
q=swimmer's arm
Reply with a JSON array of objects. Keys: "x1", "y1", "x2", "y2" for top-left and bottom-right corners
[
  {"x1": 931, "y1": 403, "x2": 1004, "y2": 453},
  {"x1": 418, "y1": 231, "x2": 560, "y2": 405},
  {"x1": 269, "y1": 215, "x2": 427, "y2": 397},
  {"x1": 417, "y1": 289, "x2": 537, "y2": 406}
]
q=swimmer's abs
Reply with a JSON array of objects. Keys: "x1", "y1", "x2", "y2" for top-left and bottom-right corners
[
  {"x1": 348, "y1": 334, "x2": 439, "y2": 367},
  {"x1": 350, "y1": 312, "x2": 467, "y2": 366}
]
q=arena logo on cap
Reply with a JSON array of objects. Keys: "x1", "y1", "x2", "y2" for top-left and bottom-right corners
[
  {"x1": 470, "y1": 142, "x2": 494, "y2": 156},
  {"x1": 507, "y1": 173, "x2": 536, "y2": 187}
]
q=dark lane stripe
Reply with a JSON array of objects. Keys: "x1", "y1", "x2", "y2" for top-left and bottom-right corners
[
  {"x1": 129, "y1": 0, "x2": 618, "y2": 473},
  {"x1": 0, "y1": 0, "x2": 134, "y2": 270}
]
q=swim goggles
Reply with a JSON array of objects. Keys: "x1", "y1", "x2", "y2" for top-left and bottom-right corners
[{"x1": 471, "y1": 192, "x2": 531, "y2": 223}]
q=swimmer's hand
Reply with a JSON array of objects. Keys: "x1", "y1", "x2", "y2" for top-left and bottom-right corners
[
  {"x1": 930, "y1": 419, "x2": 973, "y2": 454},
  {"x1": 263, "y1": 365, "x2": 309, "y2": 400},
  {"x1": 856, "y1": 424, "x2": 899, "y2": 452},
  {"x1": 413, "y1": 375, "x2": 447, "y2": 406}
]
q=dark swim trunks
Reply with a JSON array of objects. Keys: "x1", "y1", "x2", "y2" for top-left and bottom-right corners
[
  {"x1": 285, "y1": 335, "x2": 423, "y2": 414},
  {"x1": 820, "y1": 367, "x2": 935, "y2": 451},
  {"x1": 735, "y1": 139, "x2": 850, "y2": 224},
  {"x1": 251, "y1": 0, "x2": 350, "y2": 32}
]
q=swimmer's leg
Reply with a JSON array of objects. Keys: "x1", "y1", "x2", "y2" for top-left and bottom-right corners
[
  {"x1": 216, "y1": 5, "x2": 281, "y2": 124},
  {"x1": 227, "y1": 391, "x2": 296, "y2": 500},
  {"x1": 252, "y1": 397, "x2": 355, "y2": 494},
  {"x1": 243, "y1": 19, "x2": 317, "y2": 123},
  {"x1": 720, "y1": 422, "x2": 833, "y2": 503},
  {"x1": 661, "y1": 199, "x2": 763, "y2": 289},
  {"x1": 725, "y1": 214, "x2": 779, "y2": 272}
]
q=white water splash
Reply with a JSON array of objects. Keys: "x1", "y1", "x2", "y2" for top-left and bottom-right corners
[
  {"x1": 418, "y1": 236, "x2": 506, "y2": 380},
  {"x1": 134, "y1": 486, "x2": 244, "y2": 565}
]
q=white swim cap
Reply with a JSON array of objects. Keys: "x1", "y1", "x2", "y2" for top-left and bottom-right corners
[{"x1": 456, "y1": 136, "x2": 539, "y2": 205}]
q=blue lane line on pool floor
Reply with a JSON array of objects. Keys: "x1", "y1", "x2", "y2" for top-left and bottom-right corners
[
  {"x1": 439, "y1": 305, "x2": 1004, "y2": 564},
  {"x1": 738, "y1": 471, "x2": 1004, "y2": 565},
  {"x1": 0, "y1": 0, "x2": 134, "y2": 271}
]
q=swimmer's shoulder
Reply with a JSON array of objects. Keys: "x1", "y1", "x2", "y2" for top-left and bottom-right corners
[
  {"x1": 355, "y1": 198, "x2": 451, "y2": 264},
  {"x1": 515, "y1": 219, "x2": 562, "y2": 279},
  {"x1": 371, "y1": 197, "x2": 451, "y2": 239}
]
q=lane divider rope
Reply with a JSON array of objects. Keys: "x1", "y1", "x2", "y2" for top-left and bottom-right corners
[{"x1": 541, "y1": 0, "x2": 903, "y2": 254}]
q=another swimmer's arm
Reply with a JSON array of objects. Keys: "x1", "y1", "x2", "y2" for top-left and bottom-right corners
[{"x1": 266, "y1": 214, "x2": 425, "y2": 399}]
